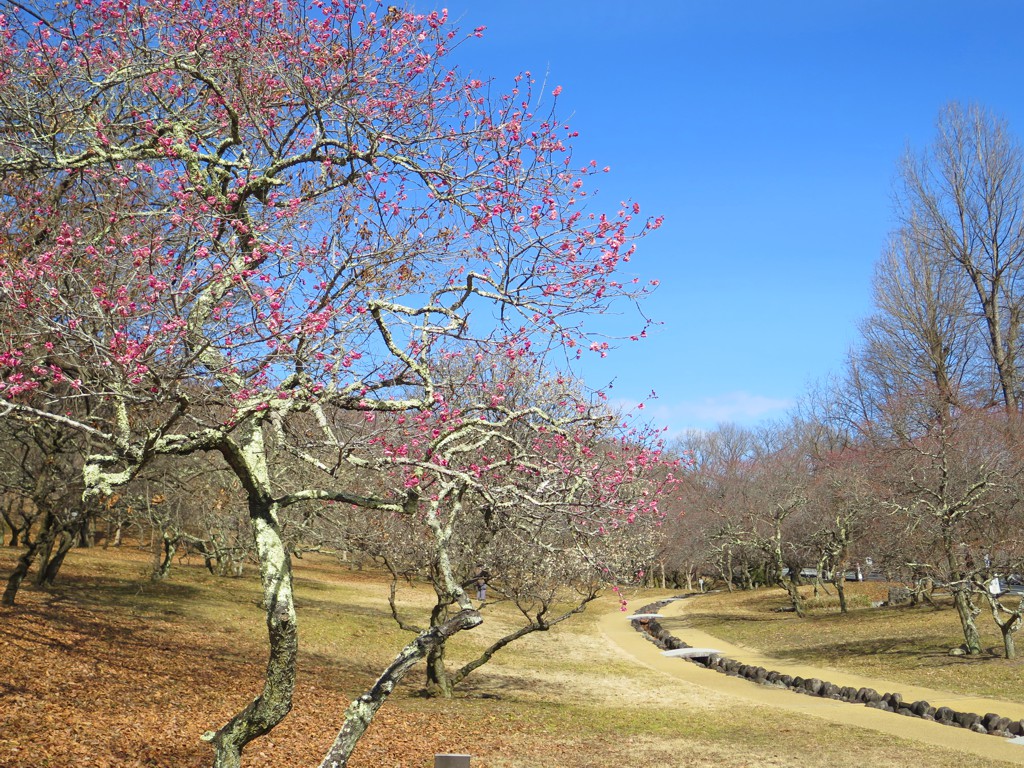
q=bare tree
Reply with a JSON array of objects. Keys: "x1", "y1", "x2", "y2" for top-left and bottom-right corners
[
  {"x1": 0, "y1": 415, "x2": 95, "y2": 604},
  {"x1": 881, "y1": 410, "x2": 1023, "y2": 654},
  {"x1": 898, "y1": 102, "x2": 1024, "y2": 413},
  {"x1": 860, "y1": 227, "x2": 983, "y2": 419}
]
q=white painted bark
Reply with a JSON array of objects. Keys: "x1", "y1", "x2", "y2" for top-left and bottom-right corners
[
  {"x1": 202, "y1": 428, "x2": 299, "y2": 768},
  {"x1": 317, "y1": 609, "x2": 481, "y2": 768}
]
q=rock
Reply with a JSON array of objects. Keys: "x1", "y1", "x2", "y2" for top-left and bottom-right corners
[
  {"x1": 860, "y1": 688, "x2": 881, "y2": 704},
  {"x1": 883, "y1": 692, "x2": 903, "y2": 709},
  {"x1": 956, "y1": 712, "x2": 981, "y2": 730},
  {"x1": 990, "y1": 716, "x2": 1013, "y2": 734},
  {"x1": 910, "y1": 700, "x2": 930, "y2": 717},
  {"x1": 888, "y1": 586, "x2": 912, "y2": 605},
  {"x1": 804, "y1": 678, "x2": 823, "y2": 695}
]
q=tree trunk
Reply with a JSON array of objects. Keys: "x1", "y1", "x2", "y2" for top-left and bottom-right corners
[
  {"x1": 2, "y1": 539, "x2": 40, "y2": 605},
  {"x1": 812, "y1": 576, "x2": 832, "y2": 599},
  {"x1": 785, "y1": 581, "x2": 805, "y2": 618},
  {"x1": 33, "y1": 523, "x2": 57, "y2": 585},
  {"x1": 2, "y1": 509, "x2": 51, "y2": 605},
  {"x1": 199, "y1": 541, "x2": 216, "y2": 575},
  {"x1": 983, "y1": 591, "x2": 1022, "y2": 660},
  {"x1": 424, "y1": 640, "x2": 454, "y2": 699},
  {"x1": 37, "y1": 528, "x2": 78, "y2": 587},
  {"x1": 152, "y1": 534, "x2": 177, "y2": 581},
  {"x1": 782, "y1": 573, "x2": 805, "y2": 618},
  {"x1": 830, "y1": 554, "x2": 848, "y2": 614},
  {"x1": 197, "y1": 422, "x2": 301, "y2": 768},
  {"x1": 834, "y1": 573, "x2": 847, "y2": 614},
  {"x1": 953, "y1": 585, "x2": 982, "y2": 654},
  {"x1": 1002, "y1": 622, "x2": 1017, "y2": 660},
  {"x1": 203, "y1": 498, "x2": 297, "y2": 768},
  {"x1": 78, "y1": 517, "x2": 95, "y2": 548},
  {"x1": 2, "y1": 497, "x2": 24, "y2": 546},
  {"x1": 317, "y1": 609, "x2": 482, "y2": 768}
]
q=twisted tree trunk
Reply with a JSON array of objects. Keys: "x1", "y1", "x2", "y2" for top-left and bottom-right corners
[{"x1": 318, "y1": 609, "x2": 482, "y2": 768}]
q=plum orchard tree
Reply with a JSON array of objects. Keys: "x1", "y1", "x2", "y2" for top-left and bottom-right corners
[
  {"x1": 801, "y1": 446, "x2": 877, "y2": 614},
  {"x1": 0, "y1": 1, "x2": 662, "y2": 765},
  {"x1": 123, "y1": 459, "x2": 254, "y2": 580},
  {"x1": 671, "y1": 425, "x2": 762, "y2": 591},
  {"x1": 881, "y1": 409, "x2": 1024, "y2": 655},
  {"x1": 345, "y1": 360, "x2": 673, "y2": 698},
  {"x1": 0, "y1": 411, "x2": 97, "y2": 603},
  {"x1": 896, "y1": 103, "x2": 1024, "y2": 413}
]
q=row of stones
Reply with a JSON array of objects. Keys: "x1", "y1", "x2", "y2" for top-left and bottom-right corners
[{"x1": 632, "y1": 599, "x2": 1024, "y2": 739}]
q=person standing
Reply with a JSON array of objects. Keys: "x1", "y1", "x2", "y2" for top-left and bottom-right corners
[{"x1": 474, "y1": 564, "x2": 489, "y2": 602}]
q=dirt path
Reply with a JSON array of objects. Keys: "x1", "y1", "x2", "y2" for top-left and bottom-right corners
[{"x1": 599, "y1": 598, "x2": 1024, "y2": 766}]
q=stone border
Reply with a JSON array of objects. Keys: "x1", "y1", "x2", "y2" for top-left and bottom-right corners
[{"x1": 631, "y1": 598, "x2": 1024, "y2": 739}]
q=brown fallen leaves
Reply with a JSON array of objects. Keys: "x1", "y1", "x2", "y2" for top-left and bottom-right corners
[{"x1": 0, "y1": 550, "x2": 529, "y2": 768}]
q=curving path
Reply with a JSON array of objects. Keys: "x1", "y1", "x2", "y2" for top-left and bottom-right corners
[{"x1": 600, "y1": 597, "x2": 1024, "y2": 766}]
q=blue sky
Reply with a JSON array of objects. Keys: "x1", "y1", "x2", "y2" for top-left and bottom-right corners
[{"x1": 437, "y1": 1, "x2": 1024, "y2": 434}]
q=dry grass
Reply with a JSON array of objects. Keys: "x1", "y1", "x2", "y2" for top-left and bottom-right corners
[
  {"x1": 0, "y1": 547, "x2": 1018, "y2": 767},
  {"x1": 682, "y1": 581, "x2": 1024, "y2": 701}
]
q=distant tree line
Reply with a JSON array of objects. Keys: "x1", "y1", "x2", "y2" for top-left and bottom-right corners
[{"x1": 657, "y1": 103, "x2": 1024, "y2": 660}]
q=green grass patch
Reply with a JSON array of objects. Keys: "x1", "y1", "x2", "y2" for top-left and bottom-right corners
[{"x1": 685, "y1": 584, "x2": 1024, "y2": 701}]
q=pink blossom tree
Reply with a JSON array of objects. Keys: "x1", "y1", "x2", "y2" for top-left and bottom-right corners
[
  {"x1": 346, "y1": 358, "x2": 673, "y2": 699},
  {"x1": 0, "y1": 1, "x2": 661, "y2": 765}
]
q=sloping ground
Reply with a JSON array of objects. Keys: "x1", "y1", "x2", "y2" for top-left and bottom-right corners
[
  {"x1": 2, "y1": 546, "x2": 1020, "y2": 767},
  {"x1": 601, "y1": 597, "x2": 1024, "y2": 766},
  {"x1": 0, "y1": 549, "x2": 521, "y2": 768},
  {"x1": 675, "y1": 582, "x2": 1024, "y2": 701}
]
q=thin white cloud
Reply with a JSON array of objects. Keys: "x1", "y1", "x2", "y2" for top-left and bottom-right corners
[
  {"x1": 604, "y1": 391, "x2": 794, "y2": 438},
  {"x1": 619, "y1": 392, "x2": 793, "y2": 436},
  {"x1": 677, "y1": 391, "x2": 794, "y2": 423}
]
